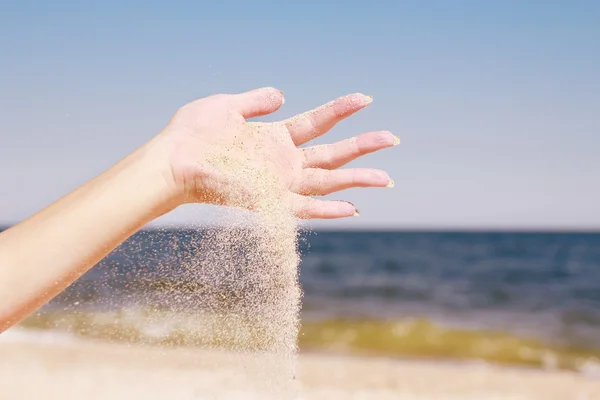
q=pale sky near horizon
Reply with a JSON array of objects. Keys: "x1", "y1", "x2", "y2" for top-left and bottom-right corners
[{"x1": 1, "y1": 1, "x2": 599, "y2": 230}]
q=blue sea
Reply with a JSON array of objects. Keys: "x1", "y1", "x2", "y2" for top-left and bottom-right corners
[{"x1": 10, "y1": 228, "x2": 600, "y2": 372}]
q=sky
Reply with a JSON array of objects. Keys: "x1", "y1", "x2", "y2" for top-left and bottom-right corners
[{"x1": 0, "y1": 0, "x2": 599, "y2": 230}]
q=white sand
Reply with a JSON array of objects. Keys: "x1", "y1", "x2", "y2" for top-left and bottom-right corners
[{"x1": 1, "y1": 334, "x2": 599, "y2": 400}]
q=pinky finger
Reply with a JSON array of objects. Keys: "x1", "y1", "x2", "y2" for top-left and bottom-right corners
[{"x1": 288, "y1": 193, "x2": 359, "y2": 219}]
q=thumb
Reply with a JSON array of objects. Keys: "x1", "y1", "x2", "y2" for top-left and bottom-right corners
[{"x1": 232, "y1": 87, "x2": 285, "y2": 119}]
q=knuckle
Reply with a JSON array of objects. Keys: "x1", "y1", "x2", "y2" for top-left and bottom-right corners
[
  {"x1": 351, "y1": 170, "x2": 361, "y2": 186},
  {"x1": 306, "y1": 112, "x2": 318, "y2": 133},
  {"x1": 323, "y1": 144, "x2": 336, "y2": 167},
  {"x1": 296, "y1": 197, "x2": 314, "y2": 219},
  {"x1": 350, "y1": 136, "x2": 362, "y2": 154}
]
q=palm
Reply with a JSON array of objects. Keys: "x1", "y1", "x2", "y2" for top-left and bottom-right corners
[{"x1": 165, "y1": 88, "x2": 398, "y2": 219}]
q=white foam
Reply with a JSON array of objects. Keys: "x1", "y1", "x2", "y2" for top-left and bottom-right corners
[
  {"x1": 0, "y1": 327, "x2": 79, "y2": 345},
  {"x1": 578, "y1": 358, "x2": 600, "y2": 379}
]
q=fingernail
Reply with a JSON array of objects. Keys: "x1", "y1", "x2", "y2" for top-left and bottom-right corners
[
  {"x1": 393, "y1": 135, "x2": 401, "y2": 146},
  {"x1": 365, "y1": 94, "x2": 373, "y2": 104},
  {"x1": 345, "y1": 201, "x2": 360, "y2": 216},
  {"x1": 387, "y1": 180, "x2": 395, "y2": 188},
  {"x1": 279, "y1": 90, "x2": 285, "y2": 105}
]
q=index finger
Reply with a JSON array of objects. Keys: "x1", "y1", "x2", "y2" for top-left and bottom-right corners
[{"x1": 284, "y1": 93, "x2": 372, "y2": 146}]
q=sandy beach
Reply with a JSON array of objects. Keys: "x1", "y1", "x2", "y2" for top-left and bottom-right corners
[{"x1": 1, "y1": 331, "x2": 599, "y2": 400}]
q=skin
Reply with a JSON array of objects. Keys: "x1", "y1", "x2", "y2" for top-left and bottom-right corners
[{"x1": 0, "y1": 87, "x2": 398, "y2": 333}]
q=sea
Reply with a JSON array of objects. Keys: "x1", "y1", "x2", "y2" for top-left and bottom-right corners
[{"x1": 5, "y1": 227, "x2": 600, "y2": 373}]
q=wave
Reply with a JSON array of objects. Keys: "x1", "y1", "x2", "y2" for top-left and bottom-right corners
[
  {"x1": 299, "y1": 318, "x2": 600, "y2": 373},
  {"x1": 16, "y1": 309, "x2": 600, "y2": 373}
]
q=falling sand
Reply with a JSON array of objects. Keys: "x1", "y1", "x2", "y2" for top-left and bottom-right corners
[{"x1": 166, "y1": 123, "x2": 303, "y2": 398}]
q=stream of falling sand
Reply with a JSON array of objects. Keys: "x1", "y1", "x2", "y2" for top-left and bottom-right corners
[
  {"x1": 169, "y1": 126, "x2": 303, "y2": 398},
  {"x1": 184, "y1": 209, "x2": 302, "y2": 398}
]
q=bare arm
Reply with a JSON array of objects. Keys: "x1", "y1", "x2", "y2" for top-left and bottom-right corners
[
  {"x1": 0, "y1": 88, "x2": 398, "y2": 332},
  {"x1": 0, "y1": 139, "x2": 178, "y2": 331}
]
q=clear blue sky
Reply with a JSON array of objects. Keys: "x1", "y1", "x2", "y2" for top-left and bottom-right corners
[{"x1": 1, "y1": 1, "x2": 599, "y2": 230}]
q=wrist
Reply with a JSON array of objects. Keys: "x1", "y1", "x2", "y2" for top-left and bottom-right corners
[{"x1": 124, "y1": 136, "x2": 185, "y2": 219}]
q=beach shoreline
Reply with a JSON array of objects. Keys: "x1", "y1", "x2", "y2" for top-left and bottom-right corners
[{"x1": 1, "y1": 330, "x2": 599, "y2": 399}]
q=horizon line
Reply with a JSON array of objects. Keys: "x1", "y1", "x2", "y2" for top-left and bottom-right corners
[{"x1": 1, "y1": 223, "x2": 599, "y2": 234}]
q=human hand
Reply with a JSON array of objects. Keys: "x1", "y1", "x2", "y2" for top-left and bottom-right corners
[{"x1": 152, "y1": 87, "x2": 398, "y2": 219}]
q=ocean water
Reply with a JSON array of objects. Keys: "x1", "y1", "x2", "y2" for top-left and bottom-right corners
[{"x1": 7, "y1": 228, "x2": 600, "y2": 371}]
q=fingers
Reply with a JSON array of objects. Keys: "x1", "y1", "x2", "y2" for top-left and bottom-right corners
[
  {"x1": 303, "y1": 131, "x2": 400, "y2": 169},
  {"x1": 285, "y1": 93, "x2": 372, "y2": 146},
  {"x1": 288, "y1": 193, "x2": 358, "y2": 219},
  {"x1": 231, "y1": 87, "x2": 285, "y2": 119},
  {"x1": 292, "y1": 168, "x2": 392, "y2": 196}
]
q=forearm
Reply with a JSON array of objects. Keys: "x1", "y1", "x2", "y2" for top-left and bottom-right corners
[{"x1": 0, "y1": 138, "x2": 178, "y2": 332}]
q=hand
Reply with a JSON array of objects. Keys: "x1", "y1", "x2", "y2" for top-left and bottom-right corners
[{"x1": 154, "y1": 87, "x2": 399, "y2": 219}]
